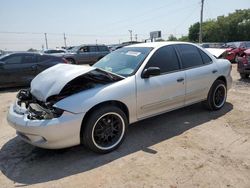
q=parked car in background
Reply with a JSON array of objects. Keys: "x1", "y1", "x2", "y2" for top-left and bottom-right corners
[
  {"x1": 7, "y1": 42, "x2": 232, "y2": 153},
  {"x1": 200, "y1": 42, "x2": 225, "y2": 49},
  {"x1": 222, "y1": 41, "x2": 250, "y2": 63},
  {"x1": 43, "y1": 49, "x2": 67, "y2": 54},
  {"x1": 60, "y1": 44, "x2": 110, "y2": 65},
  {"x1": 109, "y1": 41, "x2": 143, "y2": 51},
  {"x1": 237, "y1": 49, "x2": 250, "y2": 79},
  {"x1": 0, "y1": 52, "x2": 68, "y2": 88},
  {"x1": 206, "y1": 48, "x2": 228, "y2": 59}
]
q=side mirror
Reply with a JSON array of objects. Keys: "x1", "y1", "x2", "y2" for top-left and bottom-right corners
[{"x1": 142, "y1": 67, "x2": 161, "y2": 78}]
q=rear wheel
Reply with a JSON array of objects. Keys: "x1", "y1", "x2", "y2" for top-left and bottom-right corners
[
  {"x1": 240, "y1": 73, "x2": 249, "y2": 79},
  {"x1": 204, "y1": 80, "x2": 227, "y2": 111},
  {"x1": 82, "y1": 106, "x2": 128, "y2": 153},
  {"x1": 66, "y1": 58, "x2": 75, "y2": 64}
]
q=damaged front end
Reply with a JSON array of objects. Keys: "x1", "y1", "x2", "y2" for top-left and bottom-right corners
[
  {"x1": 16, "y1": 89, "x2": 64, "y2": 120},
  {"x1": 16, "y1": 68, "x2": 124, "y2": 120}
]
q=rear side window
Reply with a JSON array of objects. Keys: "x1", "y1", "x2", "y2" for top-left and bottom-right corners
[
  {"x1": 22, "y1": 54, "x2": 36, "y2": 63},
  {"x1": 38, "y1": 55, "x2": 51, "y2": 62},
  {"x1": 145, "y1": 45, "x2": 180, "y2": 73},
  {"x1": 98, "y1": 46, "x2": 109, "y2": 52},
  {"x1": 176, "y1": 44, "x2": 204, "y2": 69},
  {"x1": 198, "y1": 49, "x2": 212, "y2": 64},
  {"x1": 89, "y1": 46, "x2": 98, "y2": 52}
]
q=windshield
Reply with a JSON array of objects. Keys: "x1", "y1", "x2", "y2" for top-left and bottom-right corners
[
  {"x1": 93, "y1": 47, "x2": 152, "y2": 77},
  {"x1": 68, "y1": 46, "x2": 79, "y2": 52}
]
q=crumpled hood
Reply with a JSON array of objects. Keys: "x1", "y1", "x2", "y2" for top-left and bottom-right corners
[{"x1": 31, "y1": 64, "x2": 96, "y2": 102}]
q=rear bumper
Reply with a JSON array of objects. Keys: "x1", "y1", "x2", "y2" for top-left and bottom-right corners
[{"x1": 7, "y1": 101, "x2": 84, "y2": 149}]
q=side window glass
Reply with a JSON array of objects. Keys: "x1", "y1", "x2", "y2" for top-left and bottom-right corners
[
  {"x1": 4, "y1": 55, "x2": 22, "y2": 64},
  {"x1": 198, "y1": 49, "x2": 212, "y2": 64},
  {"x1": 98, "y1": 46, "x2": 109, "y2": 52},
  {"x1": 38, "y1": 55, "x2": 50, "y2": 62},
  {"x1": 79, "y1": 46, "x2": 88, "y2": 52},
  {"x1": 89, "y1": 46, "x2": 98, "y2": 52},
  {"x1": 145, "y1": 46, "x2": 180, "y2": 73},
  {"x1": 22, "y1": 55, "x2": 36, "y2": 63},
  {"x1": 176, "y1": 44, "x2": 204, "y2": 68}
]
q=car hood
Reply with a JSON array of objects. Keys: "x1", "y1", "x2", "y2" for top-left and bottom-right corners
[
  {"x1": 30, "y1": 64, "x2": 124, "y2": 102},
  {"x1": 31, "y1": 64, "x2": 95, "y2": 101}
]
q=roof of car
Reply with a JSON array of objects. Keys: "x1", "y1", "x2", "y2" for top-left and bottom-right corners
[{"x1": 127, "y1": 41, "x2": 195, "y2": 48}]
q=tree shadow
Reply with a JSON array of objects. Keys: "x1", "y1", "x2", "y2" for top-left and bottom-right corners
[{"x1": 0, "y1": 102, "x2": 233, "y2": 186}]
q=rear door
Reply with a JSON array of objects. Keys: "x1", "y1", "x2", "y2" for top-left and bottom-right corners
[
  {"x1": 36, "y1": 54, "x2": 62, "y2": 74},
  {"x1": 136, "y1": 45, "x2": 185, "y2": 119},
  {"x1": 18, "y1": 53, "x2": 38, "y2": 84},
  {"x1": 77, "y1": 46, "x2": 90, "y2": 64},
  {"x1": 88, "y1": 46, "x2": 98, "y2": 64},
  {"x1": 175, "y1": 44, "x2": 217, "y2": 105}
]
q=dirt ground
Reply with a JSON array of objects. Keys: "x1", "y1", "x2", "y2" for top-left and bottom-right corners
[{"x1": 0, "y1": 64, "x2": 250, "y2": 188}]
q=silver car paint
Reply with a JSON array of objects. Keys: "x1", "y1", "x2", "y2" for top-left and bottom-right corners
[
  {"x1": 7, "y1": 42, "x2": 233, "y2": 149},
  {"x1": 31, "y1": 64, "x2": 95, "y2": 102}
]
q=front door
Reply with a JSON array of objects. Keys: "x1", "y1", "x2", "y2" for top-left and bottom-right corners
[{"x1": 136, "y1": 45, "x2": 185, "y2": 119}]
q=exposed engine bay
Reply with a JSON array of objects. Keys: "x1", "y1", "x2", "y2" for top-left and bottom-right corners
[{"x1": 16, "y1": 68, "x2": 124, "y2": 120}]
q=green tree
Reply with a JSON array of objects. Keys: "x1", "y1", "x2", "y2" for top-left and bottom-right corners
[
  {"x1": 188, "y1": 9, "x2": 250, "y2": 42},
  {"x1": 167, "y1": 34, "x2": 177, "y2": 41},
  {"x1": 188, "y1": 22, "x2": 200, "y2": 42},
  {"x1": 178, "y1": 35, "x2": 189, "y2": 42}
]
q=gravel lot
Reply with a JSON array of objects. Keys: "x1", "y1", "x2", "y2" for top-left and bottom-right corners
[{"x1": 0, "y1": 64, "x2": 250, "y2": 188}]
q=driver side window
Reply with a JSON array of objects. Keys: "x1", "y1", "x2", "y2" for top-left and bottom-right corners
[
  {"x1": 79, "y1": 46, "x2": 89, "y2": 52},
  {"x1": 145, "y1": 45, "x2": 180, "y2": 74},
  {"x1": 4, "y1": 55, "x2": 22, "y2": 64}
]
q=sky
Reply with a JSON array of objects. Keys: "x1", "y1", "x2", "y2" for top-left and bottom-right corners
[{"x1": 0, "y1": 0, "x2": 249, "y2": 50}]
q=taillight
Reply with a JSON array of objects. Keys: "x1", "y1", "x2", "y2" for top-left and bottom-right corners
[{"x1": 62, "y1": 58, "x2": 69, "y2": 64}]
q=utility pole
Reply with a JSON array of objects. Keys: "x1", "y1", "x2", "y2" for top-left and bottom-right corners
[
  {"x1": 128, "y1": 30, "x2": 132, "y2": 42},
  {"x1": 44, "y1": 33, "x2": 48, "y2": 49},
  {"x1": 199, "y1": 0, "x2": 204, "y2": 43},
  {"x1": 63, "y1": 33, "x2": 67, "y2": 48}
]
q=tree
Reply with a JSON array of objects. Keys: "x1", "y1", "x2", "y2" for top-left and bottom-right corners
[
  {"x1": 188, "y1": 22, "x2": 200, "y2": 42},
  {"x1": 188, "y1": 9, "x2": 250, "y2": 42},
  {"x1": 27, "y1": 48, "x2": 37, "y2": 52},
  {"x1": 167, "y1": 34, "x2": 177, "y2": 41},
  {"x1": 178, "y1": 35, "x2": 189, "y2": 42}
]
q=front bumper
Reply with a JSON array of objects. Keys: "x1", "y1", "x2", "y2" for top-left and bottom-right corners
[{"x1": 7, "y1": 101, "x2": 84, "y2": 149}]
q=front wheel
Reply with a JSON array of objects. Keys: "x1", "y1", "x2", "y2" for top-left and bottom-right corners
[
  {"x1": 204, "y1": 80, "x2": 227, "y2": 111},
  {"x1": 82, "y1": 106, "x2": 128, "y2": 153}
]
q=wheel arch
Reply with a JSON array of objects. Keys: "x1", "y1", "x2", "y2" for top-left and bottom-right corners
[
  {"x1": 216, "y1": 75, "x2": 227, "y2": 88},
  {"x1": 65, "y1": 57, "x2": 76, "y2": 64},
  {"x1": 80, "y1": 100, "x2": 129, "y2": 144}
]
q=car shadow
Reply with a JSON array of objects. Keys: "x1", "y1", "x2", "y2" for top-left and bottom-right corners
[
  {"x1": 0, "y1": 102, "x2": 233, "y2": 186},
  {"x1": 0, "y1": 86, "x2": 28, "y2": 94}
]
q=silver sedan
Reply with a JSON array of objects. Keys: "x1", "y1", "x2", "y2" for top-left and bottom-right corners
[{"x1": 7, "y1": 42, "x2": 232, "y2": 153}]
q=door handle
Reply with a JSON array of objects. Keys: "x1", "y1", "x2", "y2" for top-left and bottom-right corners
[
  {"x1": 212, "y1": 70, "x2": 218, "y2": 74},
  {"x1": 177, "y1": 78, "x2": 184, "y2": 82}
]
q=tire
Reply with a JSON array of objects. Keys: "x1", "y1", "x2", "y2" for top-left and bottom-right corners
[
  {"x1": 204, "y1": 80, "x2": 227, "y2": 111},
  {"x1": 82, "y1": 106, "x2": 128, "y2": 153},
  {"x1": 66, "y1": 58, "x2": 75, "y2": 64},
  {"x1": 240, "y1": 73, "x2": 249, "y2": 79}
]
